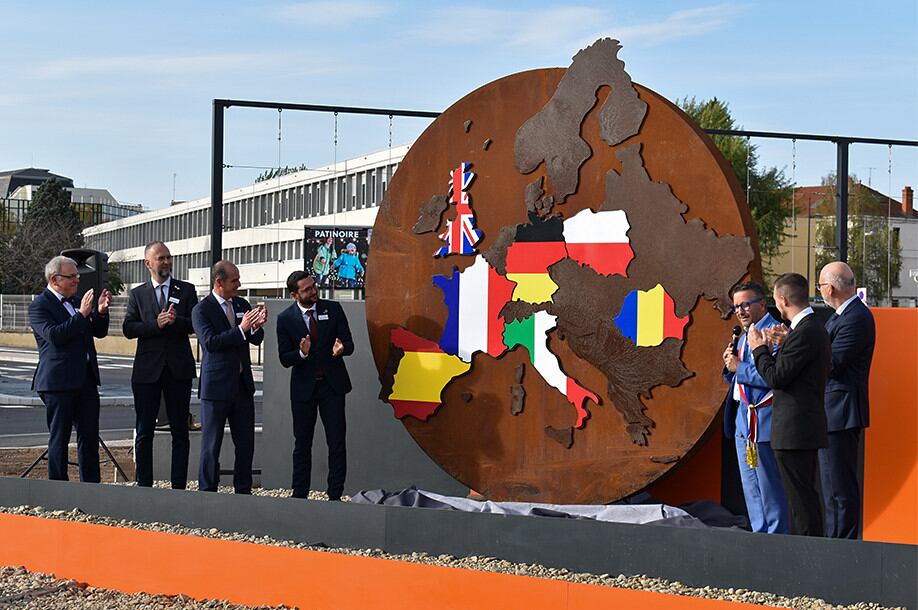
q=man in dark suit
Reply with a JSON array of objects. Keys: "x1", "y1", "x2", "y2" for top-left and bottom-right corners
[
  {"x1": 276, "y1": 271, "x2": 354, "y2": 500},
  {"x1": 123, "y1": 241, "x2": 199, "y2": 489},
  {"x1": 191, "y1": 260, "x2": 266, "y2": 494},
  {"x1": 748, "y1": 272, "x2": 830, "y2": 536},
  {"x1": 29, "y1": 255, "x2": 111, "y2": 482},
  {"x1": 817, "y1": 261, "x2": 875, "y2": 539}
]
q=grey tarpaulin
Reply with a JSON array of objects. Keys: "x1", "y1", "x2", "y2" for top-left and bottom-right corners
[{"x1": 351, "y1": 487, "x2": 748, "y2": 529}]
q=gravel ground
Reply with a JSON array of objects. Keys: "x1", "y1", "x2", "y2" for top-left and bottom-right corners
[
  {"x1": 0, "y1": 566, "x2": 292, "y2": 609},
  {"x1": 0, "y1": 492, "x2": 904, "y2": 610}
]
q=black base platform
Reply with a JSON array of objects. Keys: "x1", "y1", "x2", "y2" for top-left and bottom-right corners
[{"x1": 0, "y1": 477, "x2": 913, "y2": 608}]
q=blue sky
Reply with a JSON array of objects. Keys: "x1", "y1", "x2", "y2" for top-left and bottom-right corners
[{"x1": 1, "y1": 1, "x2": 915, "y2": 209}]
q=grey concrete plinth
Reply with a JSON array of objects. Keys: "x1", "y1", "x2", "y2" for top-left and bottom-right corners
[
  {"x1": 261, "y1": 299, "x2": 466, "y2": 497},
  {"x1": 153, "y1": 427, "x2": 262, "y2": 488}
]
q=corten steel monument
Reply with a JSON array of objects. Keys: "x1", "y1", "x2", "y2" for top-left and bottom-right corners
[{"x1": 366, "y1": 38, "x2": 759, "y2": 504}]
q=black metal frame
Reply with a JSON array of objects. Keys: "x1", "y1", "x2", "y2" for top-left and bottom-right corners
[
  {"x1": 705, "y1": 129, "x2": 918, "y2": 263},
  {"x1": 211, "y1": 99, "x2": 918, "y2": 268}
]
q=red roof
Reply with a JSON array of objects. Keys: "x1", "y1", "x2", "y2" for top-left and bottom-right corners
[{"x1": 791, "y1": 183, "x2": 916, "y2": 219}]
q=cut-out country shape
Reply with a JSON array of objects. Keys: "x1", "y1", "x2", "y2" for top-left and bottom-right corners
[
  {"x1": 504, "y1": 212, "x2": 567, "y2": 304},
  {"x1": 612, "y1": 284, "x2": 689, "y2": 347},
  {"x1": 503, "y1": 310, "x2": 599, "y2": 428},
  {"x1": 388, "y1": 328, "x2": 471, "y2": 421},
  {"x1": 562, "y1": 208, "x2": 633, "y2": 276},
  {"x1": 432, "y1": 256, "x2": 516, "y2": 362},
  {"x1": 435, "y1": 163, "x2": 483, "y2": 257}
]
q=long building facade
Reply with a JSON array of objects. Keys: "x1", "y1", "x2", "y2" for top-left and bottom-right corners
[{"x1": 83, "y1": 146, "x2": 408, "y2": 296}]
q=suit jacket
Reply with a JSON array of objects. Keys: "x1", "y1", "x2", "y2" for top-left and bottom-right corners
[
  {"x1": 191, "y1": 294, "x2": 264, "y2": 401},
  {"x1": 824, "y1": 298, "x2": 875, "y2": 431},
  {"x1": 276, "y1": 300, "x2": 353, "y2": 399},
  {"x1": 122, "y1": 278, "x2": 199, "y2": 383},
  {"x1": 29, "y1": 288, "x2": 109, "y2": 392},
  {"x1": 723, "y1": 312, "x2": 782, "y2": 442},
  {"x1": 752, "y1": 313, "x2": 830, "y2": 451}
]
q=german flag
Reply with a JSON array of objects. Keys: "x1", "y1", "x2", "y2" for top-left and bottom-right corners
[
  {"x1": 505, "y1": 213, "x2": 567, "y2": 304},
  {"x1": 387, "y1": 328, "x2": 471, "y2": 421}
]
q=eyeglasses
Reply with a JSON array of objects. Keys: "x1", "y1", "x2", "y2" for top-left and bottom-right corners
[
  {"x1": 815, "y1": 282, "x2": 829, "y2": 289},
  {"x1": 55, "y1": 273, "x2": 80, "y2": 280},
  {"x1": 731, "y1": 298, "x2": 763, "y2": 313}
]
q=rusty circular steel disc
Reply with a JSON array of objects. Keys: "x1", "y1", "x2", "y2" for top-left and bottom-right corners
[{"x1": 366, "y1": 51, "x2": 758, "y2": 504}]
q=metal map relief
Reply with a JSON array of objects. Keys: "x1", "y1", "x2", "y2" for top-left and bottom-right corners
[{"x1": 366, "y1": 39, "x2": 757, "y2": 504}]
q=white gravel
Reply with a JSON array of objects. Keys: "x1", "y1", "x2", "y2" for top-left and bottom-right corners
[{"x1": 0, "y1": 490, "x2": 904, "y2": 610}]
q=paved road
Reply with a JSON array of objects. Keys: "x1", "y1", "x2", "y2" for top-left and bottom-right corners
[{"x1": 0, "y1": 347, "x2": 263, "y2": 447}]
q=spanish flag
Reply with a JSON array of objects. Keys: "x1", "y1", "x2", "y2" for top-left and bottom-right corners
[
  {"x1": 612, "y1": 284, "x2": 689, "y2": 347},
  {"x1": 387, "y1": 328, "x2": 471, "y2": 421}
]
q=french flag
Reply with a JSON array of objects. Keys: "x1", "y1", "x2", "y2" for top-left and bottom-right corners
[{"x1": 432, "y1": 256, "x2": 515, "y2": 362}]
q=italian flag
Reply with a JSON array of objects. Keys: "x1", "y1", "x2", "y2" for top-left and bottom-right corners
[{"x1": 503, "y1": 310, "x2": 599, "y2": 428}]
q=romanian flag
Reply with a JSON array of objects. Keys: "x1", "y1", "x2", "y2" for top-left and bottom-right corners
[
  {"x1": 503, "y1": 311, "x2": 599, "y2": 428},
  {"x1": 505, "y1": 213, "x2": 567, "y2": 304},
  {"x1": 563, "y1": 208, "x2": 633, "y2": 276},
  {"x1": 387, "y1": 328, "x2": 471, "y2": 421},
  {"x1": 432, "y1": 256, "x2": 516, "y2": 362},
  {"x1": 612, "y1": 284, "x2": 689, "y2": 347}
]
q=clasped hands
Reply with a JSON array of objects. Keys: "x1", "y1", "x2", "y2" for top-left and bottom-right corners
[
  {"x1": 240, "y1": 307, "x2": 267, "y2": 332},
  {"x1": 299, "y1": 335, "x2": 345, "y2": 358},
  {"x1": 746, "y1": 324, "x2": 789, "y2": 351},
  {"x1": 79, "y1": 288, "x2": 112, "y2": 317}
]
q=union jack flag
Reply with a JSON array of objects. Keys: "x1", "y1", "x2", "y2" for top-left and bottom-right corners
[{"x1": 435, "y1": 163, "x2": 482, "y2": 257}]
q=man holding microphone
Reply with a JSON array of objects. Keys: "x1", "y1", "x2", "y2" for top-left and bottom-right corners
[{"x1": 722, "y1": 281, "x2": 790, "y2": 533}]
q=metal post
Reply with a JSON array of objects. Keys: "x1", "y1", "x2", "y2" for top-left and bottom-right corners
[
  {"x1": 211, "y1": 100, "x2": 225, "y2": 268},
  {"x1": 836, "y1": 139, "x2": 849, "y2": 263}
]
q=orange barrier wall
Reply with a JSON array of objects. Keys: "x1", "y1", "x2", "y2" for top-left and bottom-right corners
[
  {"x1": 863, "y1": 308, "x2": 917, "y2": 544},
  {"x1": 651, "y1": 308, "x2": 917, "y2": 545},
  {"x1": 0, "y1": 513, "x2": 758, "y2": 610}
]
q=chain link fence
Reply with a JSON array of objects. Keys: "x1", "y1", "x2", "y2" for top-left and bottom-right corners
[
  {"x1": 0, "y1": 295, "x2": 130, "y2": 333},
  {"x1": 0, "y1": 294, "x2": 264, "y2": 365}
]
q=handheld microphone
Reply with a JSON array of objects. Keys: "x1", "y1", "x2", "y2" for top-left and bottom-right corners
[{"x1": 731, "y1": 325, "x2": 742, "y2": 355}]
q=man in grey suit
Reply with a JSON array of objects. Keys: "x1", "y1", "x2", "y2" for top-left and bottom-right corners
[
  {"x1": 817, "y1": 262, "x2": 875, "y2": 538},
  {"x1": 123, "y1": 241, "x2": 199, "y2": 489}
]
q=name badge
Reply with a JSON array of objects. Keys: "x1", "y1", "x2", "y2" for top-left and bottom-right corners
[
  {"x1": 318, "y1": 314, "x2": 329, "y2": 321},
  {"x1": 168, "y1": 296, "x2": 180, "y2": 304},
  {"x1": 236, "y1": 312, "x2": 244, "y2": 318}
]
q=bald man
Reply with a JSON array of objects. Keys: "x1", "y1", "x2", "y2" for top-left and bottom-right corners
[
  {"x1": 816, "y1": 262, "x2": 875, "y2": 539},
  {"x1": 192, "y1": 261, "x2": 267, "y2": 494}
]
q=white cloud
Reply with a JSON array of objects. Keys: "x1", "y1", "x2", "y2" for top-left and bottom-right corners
[
  {"x1": 32, "y1": 52, "x2": 342, "y2": 79},
  {"x1": 413, "y1": 3, "x2": 743, "y2": 51},
  {"x1": 601, "y1": 4, "x2": 746, "y2": 47},
  {"x1": 270, "y1": 1, "x2": 390, "y2": 26}
]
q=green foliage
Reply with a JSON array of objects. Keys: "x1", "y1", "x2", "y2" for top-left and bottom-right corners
[
  {"x1": 106, "y1": 260, "x2": 125, "y2": 296},
  {"x1": 256, "y1": 164, "x2": 309, "y2": 183},
  {"x1": 814, "y1": 175, "x2": 902, "y2": 304},
  {"x1": 0, "y1": 178, "x2": 84, "y2": 294},
  {"x1": 679, "y1": 97, "x2": 793, "y2": 274}
]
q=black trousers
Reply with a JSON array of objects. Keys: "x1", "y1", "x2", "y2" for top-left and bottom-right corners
[
  {"x1": 819, "y1": 427, "x2": 863, "y2": 539},
  {"x1": 291, "y1": 379, "x2": 347, "y2": 499},
  {"x1": 132, "y1": 368, "x2": 192, "y2": 489},
  {"x1": 774, "y1": 448, "x2": 823, "y2": 536},
  {"x1": 198, "y1": 375, "x2": 255, "y2": 494},
  {"x1": 40, "y1": 367, "x2": 100, "y2": 483}
]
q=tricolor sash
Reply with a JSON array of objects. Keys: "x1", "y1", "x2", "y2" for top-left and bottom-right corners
[{"x1": 737, "y1": 336, "x2": 774, "y2": 468}]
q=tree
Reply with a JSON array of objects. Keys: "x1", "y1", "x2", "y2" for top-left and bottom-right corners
[
  {"x1": 256, "y1": 164, "x2": 308, "y2": 183},
  {"x1": 814, "y1": 174, "x2": 902, "y2": 304},
  {"x1": 679, "y1": 97, "x2": 793, "y2": 277},
  {"x1": 106, "y1": 260, "x2": 125, "y2": 296},
  {"x1": 0, "y1": 178, "x2": 84, "y2": 294}
]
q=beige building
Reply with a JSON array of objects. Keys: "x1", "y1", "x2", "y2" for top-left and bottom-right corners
[{"x1": 769, "y1": 184, "x2": 916, "y2": 307}]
